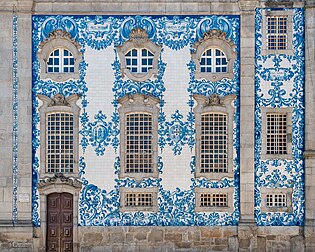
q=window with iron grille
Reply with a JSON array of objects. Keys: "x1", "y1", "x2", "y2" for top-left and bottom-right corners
[
  {"x1": 125, "y1": 48, "x2": 154, "y2": 74},
  {"x1": 267, "y1": 16, "x2": 288, "y2": 50},
  {"x1": 266, "y1": 113, "x2": 287, "y2": 155},
  {"x1": 46, "y1": 112, "x2": 74, "y2": 173},
  {"x1": 125, "y1": 193, "x2": 153, "y2": 207},
  {"x1": 200, "y1": 193, "x2": 228, "y2": 207},
  {"x1": 266, "y1": 193, "x2": 287, "y2": 208},
  {"x1": 47, "y1": 48, "x2": 75, "y2": 73},
  {"x1": 125, "y1": 113, "x2": 153, "y2": 173},
  {"x1": 200, "y1": 48, "x2": 228, "y2": 73},
  {"x1": 201, "y1": 113, "x2": 228, "y2": 173}
]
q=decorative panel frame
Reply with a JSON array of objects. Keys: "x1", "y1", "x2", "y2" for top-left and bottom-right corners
[
  {"x1": 254, "y1": 8, "x2": 305, "y2": 226},
  {"x1": 32, "y1": 14, "x2": 241, "y2": 227}
]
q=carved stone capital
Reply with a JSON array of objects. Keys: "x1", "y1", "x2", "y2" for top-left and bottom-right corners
[
  {"x1": 38, "y1": 173, "x2": 82, "y2": 190},
  {"x1": 38, "y1": 29, "x2": 81, "y2": 52},
  {"x1": 129, "y1": 28, "x2": 150, "y2": 46}
]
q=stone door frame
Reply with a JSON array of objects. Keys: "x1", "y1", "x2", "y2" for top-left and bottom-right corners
[{"x1": 37, "y1": 174, "x2": 82, "y2": 252}]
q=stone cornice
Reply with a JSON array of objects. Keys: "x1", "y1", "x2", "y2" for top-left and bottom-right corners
[{"x1": 303, "y1": 150, "x2": 315, "y2": 159}]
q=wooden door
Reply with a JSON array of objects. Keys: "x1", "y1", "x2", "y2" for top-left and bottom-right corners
[{"x1": 47, "y1": 193, "x2": 73, "y2": 252}]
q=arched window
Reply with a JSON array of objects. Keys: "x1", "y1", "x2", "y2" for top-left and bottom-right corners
[
  {"x1": 125, "y1": 48, "x2": 154, "y2": 74},
  {"x1": 37, "y1": 30, "x2": 82, "y2": 82},
  {"x1": 47, "y1": 48, "x2": 75, "y2": 73},
  {"x1": 117, "y1": 28, "x2": 161, "y2": 82},
  {"x1": 192, "y1": 29, "x2": 237, "y2": 82},
  {"x1": 200, "y1": 48, "x2": 228, "y2": 73}
]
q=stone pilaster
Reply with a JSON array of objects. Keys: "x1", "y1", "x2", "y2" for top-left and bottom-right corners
[
  {"x1": 238, "y1": 0, "x2": 258, "y2": 250},
  {"x1": 304, "y1": 1, "x2": 315, "y2": 251}
]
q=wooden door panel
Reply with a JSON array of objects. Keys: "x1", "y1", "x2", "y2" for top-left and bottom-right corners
[{"x1": 47, "y1": 193, "x2": 73, "y2": 252}]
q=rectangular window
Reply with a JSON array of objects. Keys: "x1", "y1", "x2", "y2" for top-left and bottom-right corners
[
  {"x1": 200, "y1": 193, "x2": 228, "y2": 207},
  {"x1": 46, "y1": 112, "x2": 74, "y2": 173},
  {"x1": 266, "y1": 113, "x2": 287, "y2": 155},
  {"x1": 266, "y1": 193, "x2": 287, "y2": 208},
  {"x1": 267, "y1": 16, "x2": 288, "y2": 50},
  {"x1": 201, "y1": 113, "x2": 228, "y2": 173},
  {"x1": 125, "y1": 113, "x2": 153, "y2": 173},
  {"x1": 125, "y1": 192, "x2": 153, "y2": 207}
]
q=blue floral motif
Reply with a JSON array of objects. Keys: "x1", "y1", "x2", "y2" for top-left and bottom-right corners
[
  {"x1": 120, "y1": 16, "x2": 156, "y2": 41},
  {"x1": 254, "y1": 8, "x2": 305, "y2": 226},
  {"x1": 80, "y1": 111, "x2": 116, "y2": 156},
  {"x1": 197, "y1": 16, "x2": 234, "y2": 39},
  {"x1": 78, "y1": 16, "x2": 121, "y2": 50},
  {"x1": 155, "y1": 16, "x2": 198, "y2": 50},
  {"x1": 159, "y1": 110, "x2": 195, "y2": 155},
  {"x1": 41, "y1": 15, "x2": 78, "y2": 40}
]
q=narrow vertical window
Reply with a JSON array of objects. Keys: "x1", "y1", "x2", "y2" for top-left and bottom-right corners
[
  {"x1": 267, "y1": 16, "x2": 288, "y2": 50},
  {"x1": 201, "y1": 113, "x2": 228, "y2": 173},
  {"x1": 266, "y1": 113, "x2": 287, "y2": 155},
  {"x1": 125, "y1": 113, "x2": 153, "y2": 173},
  {"x1": 46, "y1": 112, "x2": 74, "y2": 173},
  {"x1": 47, "y1": 48, "x2": 75, "y2": 73}
]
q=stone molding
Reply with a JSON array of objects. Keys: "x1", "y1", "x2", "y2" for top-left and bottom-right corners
[
  {"x1": 192, "y1": 29, "x2": 237, "y2": 82},
  {"x1": 193, "y1": 93, "x2": 236, "y2": 180},
  {"x1": 38, "y1": 173, "x2": 82, "y2": 189},
  {"x1": 117, "y1": 93, "x2": 160, "y2": 181},
  {"x1": 37, "y1": 93, "x2": 81, "y2": 178},
  {"x1": 117, "y1": 28, "x2": 161, "y2": 82},
  {"x1": 37, "y1": 29, "x2": 82, "y2": 82}
]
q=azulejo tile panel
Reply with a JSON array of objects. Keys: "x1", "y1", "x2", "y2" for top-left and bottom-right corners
[
  {"x1": 254, "y1": 8, "x2": 305, "y2": 226},
  {"x1": 32, "y1": 15, "x2": 240, "y2": 226}
]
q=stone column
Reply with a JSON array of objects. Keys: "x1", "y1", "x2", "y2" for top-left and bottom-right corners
[
  {"x1": 238, "y1": 0, "x2": 258, "y2": 251},
  {"x1": 304, "y1": 1, "x2": 315, "y2": 250}
]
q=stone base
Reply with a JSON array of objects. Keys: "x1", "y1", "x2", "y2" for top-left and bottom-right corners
[{"x1": 0, "y1": 225, "x2": 312, "y2": 251}]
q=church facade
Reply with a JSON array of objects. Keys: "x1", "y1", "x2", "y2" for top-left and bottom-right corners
[{"x1": 1, "y1": 0, "x2": 315, "y2": 251}]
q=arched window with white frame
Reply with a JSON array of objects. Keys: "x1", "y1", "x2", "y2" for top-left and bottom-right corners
[
  {"x1": 200, "y1": 48, "x2": 228, "y2": 73},
  {"x1": 192, "y1": 29, "x2": 237, "y2": 82},
  {"x1": 125, "y1": 48, "x2": 154, "y2": 74},
  {"x1": 47, "y1": 48, "x2": 75, "y2": 73}
]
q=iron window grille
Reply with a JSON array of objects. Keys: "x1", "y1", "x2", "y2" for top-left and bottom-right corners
[
  {"x1": 201, "y1": 113, "x2": 228, "y2": 173},
  {"x1": 266, "y1": 113, "x2": 287, "y2": 155},
  {"x1": 266, "y1": 193, "x2": 287, "y2": 208},
  {"x1": 200, "y1": 193, "x2": 228, "y2": 207},
  {"x1": 125, "y1": 113, "x2": 153, "y2": 173},
  {"x1": 125, "y1": 192, "x2": 153, "y2": 207},
  {"x1": 267, "y1": 16, "x2": 288, "y2": 50},
  {"x1": 46, "y1": 112, "x2": 74, "y2": 173}
]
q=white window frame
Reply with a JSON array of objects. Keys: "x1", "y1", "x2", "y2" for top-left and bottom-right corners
[
  {"x1": 125, "y1": 48, "x2": 154, "y2": 74},
  {"x1": 195, "y1": 187, "x2": 234, "y2": 213},
  {"x1": 192, "y1": 29, "x2": 237, "y2": 82},
  {"x1": 117, "y1": 28, "x2": 161, "y2": 82},
  {"x1": 118, "y1": 94, "x2": 160, "y2": 181},
  {"x1": 200, "y1": 48, "x2": 228, "y2": 73},
  {"x1": 261, "y1": 107, "x2": 293, "y2": 160},
  {"x1": 47, "y1": 48, "x2": 75, "y2": 74},
  {"x1": 37, "y1": 94, "x2": 80, "y2": 178},
  {"x1": 261, "y1": 10, "x2": 294, "y2": 55},
  {"x1": 261, "y1": 187, "x2": 293, "y2": 213},
  {"x1": 37, "y1": 29, "x2": 82, "y2": 82},
  {"x1": 193, "y1": 94, "x2": 236, "y2": 180}
]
